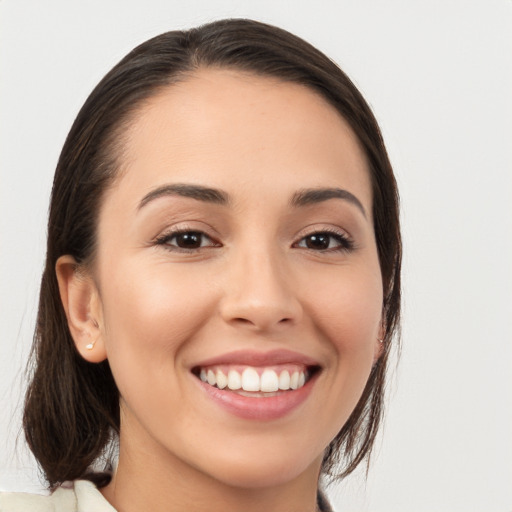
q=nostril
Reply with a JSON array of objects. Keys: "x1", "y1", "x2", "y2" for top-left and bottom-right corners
[
  {"x1": 232, "y1": 316, "x2": 293, "y2": 328},
  {"x1": 221, "y1": 294, "x2": 302, "y2": 331},
  {"x1": 233, "y1": 317, "x2": 252, "y2": 324}
]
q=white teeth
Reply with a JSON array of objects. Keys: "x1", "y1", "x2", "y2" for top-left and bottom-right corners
[
  {"x1": 241, "y1": 367, "x2": 260, "y2": 392},
  {"x1": 216, "y1": 370, "x2": 227, "y2": 389},
  {"x1": 227, "y1": 369, "x2": 242, "y2": 390},
  {"x1": 290, "y1": 371, "x2": 300, "y2": 390},
  {"x1": 278, "y1": 370, "x2": 291, "y2": 390},
  {"x1": 260, "y1": 369, "x2": 279, "y2": 392},
  {"x1": 207, "y1": 369, "x2": 216, "y2": 386},
  {"x1": 200, "y1": 366, "x2": 308, "y2": 392}
]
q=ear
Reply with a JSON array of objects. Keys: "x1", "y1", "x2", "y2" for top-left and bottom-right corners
[
  {"x1": 56, "y1": 255, "x2": 107, "y2": 363},
  {"x1": 373, "y1": 324, "x2": 386, "y2": 364}
]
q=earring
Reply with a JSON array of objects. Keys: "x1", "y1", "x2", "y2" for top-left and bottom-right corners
[
  {"x1": 85, "y1": 317, "x2": 99, "y2": 350},
  {"x1": 377, "y1": 338, "x2": 384, "y2": 343}
]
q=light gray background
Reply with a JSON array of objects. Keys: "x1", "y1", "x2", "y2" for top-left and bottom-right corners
[{"x1": 1, "y1": 1, "x2": 511, "y2": 511}]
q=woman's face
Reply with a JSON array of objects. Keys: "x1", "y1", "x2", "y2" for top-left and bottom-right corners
[{"x1": 89, "y1": 69, "x2": 383, "y2": 488}]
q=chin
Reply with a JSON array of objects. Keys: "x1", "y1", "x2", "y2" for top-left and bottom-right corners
[{"x1": 199, "y1": 449, "x2": 322, "y2": 490}]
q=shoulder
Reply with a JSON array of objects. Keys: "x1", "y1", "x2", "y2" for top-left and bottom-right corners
[
  {"x1": 0, "y1": 484, "x2": 76, "y2": 512},
  {"x1": 0, "y1": 480, "x2": 117, "y2": 512}
]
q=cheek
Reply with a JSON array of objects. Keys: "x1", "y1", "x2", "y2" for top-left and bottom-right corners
[
  {"x1": 304, "y1": 263, "x2": 383, "y2": 352},
  {"x1": 304, "y1": 266, "x2": 382, "y2": 430},
  {"x1": 98, "y1": 259, "x2": 215, "y2": 381}
]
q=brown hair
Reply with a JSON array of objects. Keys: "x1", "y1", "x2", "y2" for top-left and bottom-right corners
[{"x1": 23, "y1": 18, "x2": 401, "y2": 488}]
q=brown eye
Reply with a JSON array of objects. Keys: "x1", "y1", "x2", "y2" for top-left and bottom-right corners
[
  {"x1": 295, "y1": 231, "x2": 353, "y2": 252},
  {"x1": 156, "y1": 230, "x2": 218, "y2": 250},
  {"x1": 173, "y1": 232, "x2": 204, "y2": 249},
  {"x1": 304, "y1": 234, "x2": 331, "y2": 250}
]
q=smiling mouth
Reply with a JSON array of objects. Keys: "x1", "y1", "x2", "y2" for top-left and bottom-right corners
[{"x1": 192, "y1": 365, "x2": 320, "y2": 396}]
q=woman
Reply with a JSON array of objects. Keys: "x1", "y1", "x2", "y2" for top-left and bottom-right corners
[{"x1": 0, "y1": 18, "x2": 400, "y2": 512}]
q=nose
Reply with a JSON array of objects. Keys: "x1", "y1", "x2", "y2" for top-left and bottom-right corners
[{"x1": 219, "y1": 249, "x2": 303, "y2": 332}]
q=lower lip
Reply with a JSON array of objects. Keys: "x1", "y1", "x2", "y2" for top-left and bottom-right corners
[{"x1": 195, "y1": 374, "x2": 317, "y2": 421}]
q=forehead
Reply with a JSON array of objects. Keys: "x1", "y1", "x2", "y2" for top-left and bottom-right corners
[{"x1": 110, "y1": 68, "x2": 372, "y2": 211}]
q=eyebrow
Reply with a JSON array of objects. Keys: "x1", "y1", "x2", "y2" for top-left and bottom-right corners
[
  {"x1": 138, "y1": 183, "x2": 366, "y2": 218},
  {"x1": 291, "y1": 188, "x2": 367, "y2": 218},
  {"x1": 138, "y1": 183, "x2": 230, "y2": 209}
]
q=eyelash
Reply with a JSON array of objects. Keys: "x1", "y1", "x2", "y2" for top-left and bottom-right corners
[
  {"x1": 293, "y1": 229, "x2": 355, "y2": 253},
  {"x1": 154, "y1": 229, "x2": 219, "y2": 252},
  {"x1": 154, "y1": 228, "x2": 354, "y2": 253}
]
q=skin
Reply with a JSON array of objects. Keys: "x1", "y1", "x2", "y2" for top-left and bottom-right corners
[{"x1": 57, "y1": 69, "x2": 383, "y2": 512}]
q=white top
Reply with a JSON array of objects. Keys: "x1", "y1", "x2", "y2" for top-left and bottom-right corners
[
  {"x1": 0, "y1": 480, "x2": 117, "y2": 512},
  {"x1": 1, "y1": 480, "x2": 334, "y2": 511}
]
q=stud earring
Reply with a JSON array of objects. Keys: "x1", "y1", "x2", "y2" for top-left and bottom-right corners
[
  {"x1": 85, "y1": 340, "x2": 96, "y2": 350},
  {"x1": 377, "y1": 338, "x2": 384, "y2": 343}
]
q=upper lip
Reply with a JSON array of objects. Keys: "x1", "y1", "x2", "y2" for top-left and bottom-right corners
[{"x1": 192, "y1": 349, "x2": 321, "y2": 369}]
